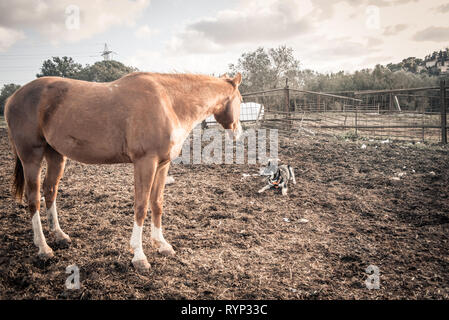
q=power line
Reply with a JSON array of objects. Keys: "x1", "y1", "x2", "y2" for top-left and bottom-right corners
[{"x1": 0, "y1": 52, "x2": 97, "y2": 57}]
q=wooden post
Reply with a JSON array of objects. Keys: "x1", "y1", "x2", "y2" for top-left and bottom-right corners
[
  {"x1": 284, "y1": 78, "x2": 290, "y2": 131},
  {"x1": 355, "y1": 100, "x2": 359, "y2": 137},
  {"x1": 441, "y1": 80, "x2": 447, "y2": 144},
  {"x1": 388, "y1": 93, "x2": 393, "y2": 111}
]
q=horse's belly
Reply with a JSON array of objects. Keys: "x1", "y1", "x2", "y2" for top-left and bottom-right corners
[{"x1": 46, "y1": 132, "x2": 130, "y2": 164}]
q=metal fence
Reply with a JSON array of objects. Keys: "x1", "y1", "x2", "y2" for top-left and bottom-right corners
[
  {"x1": 205, "y1": 101, "x2": 264, "y2": 124},
  {"x1": 240, "y1": 80, "x2": 449, "y2": 143}
]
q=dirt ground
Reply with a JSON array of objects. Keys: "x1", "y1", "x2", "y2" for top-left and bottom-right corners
[{"x1": 0, "y1": 127, "x2": 448, "y2": 300}]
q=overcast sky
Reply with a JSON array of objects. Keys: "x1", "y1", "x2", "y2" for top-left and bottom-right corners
[{"x1": 1, "y1": 0, "x2": 449, "y2": 86}]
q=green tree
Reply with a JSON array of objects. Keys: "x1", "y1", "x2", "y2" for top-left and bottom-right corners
[
  {"x1": 228, "y1": 46, "x2": 301, "y2": 93},
  {"x1": 36, "y1": 56, "x2": 83, "y2": 79},
  {"x1": 77, "y1": 60, "x2": 137, "y2": 82},
  {"x1": 302, "y1": 64, "x2": 438, "y2": 92},
  {"x1": 0, "y1": 83, "x2": 21, "y2": 115}
]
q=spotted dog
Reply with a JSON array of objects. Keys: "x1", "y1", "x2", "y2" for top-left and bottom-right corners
[{"x1": 258, "y1": 160, "x2": 296, "y2": 196}]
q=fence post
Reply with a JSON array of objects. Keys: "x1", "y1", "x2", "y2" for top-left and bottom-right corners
[
  {"x1": 355, "y1": 100, "x2": 359, "y2": 137},
  {"x1": 441, "y1": 80, "x2": 447, "y2": 144},
  {"x1": 284, "y1": 78, "x2": 290, "y2": 131},
  {"x1": 388, "y1": 93, "x2": 393, "y2": 112}
]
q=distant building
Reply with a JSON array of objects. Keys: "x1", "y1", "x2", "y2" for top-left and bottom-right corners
[
  {"x1": 424, "y1": 50, "x2": 449, "y2": 74},
  {"x1": 425, "y1": 59, "x2": 437, "y2": 68},
  {"x1": 416, "y1": 65, "x2": 426, "y2": 73}
]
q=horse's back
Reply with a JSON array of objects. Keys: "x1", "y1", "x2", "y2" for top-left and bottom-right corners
[{"x1": 6, "y1": 75, "x2": 173, "y2": 164}]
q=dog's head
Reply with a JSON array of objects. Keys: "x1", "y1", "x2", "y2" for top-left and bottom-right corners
[{"x1": 259, "y1": 158, "x2": 280, "y2": 177}]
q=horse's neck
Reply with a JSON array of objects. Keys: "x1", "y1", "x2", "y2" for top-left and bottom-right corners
[{"x1": 169, "y1": 81, "x2": 230, "y2": 130}]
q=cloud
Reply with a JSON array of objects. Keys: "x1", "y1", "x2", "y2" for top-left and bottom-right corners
[
  {"x1": 0, "y1": 0, "x2": 150, "y2": 46},
  {"x1": 383, "y1": 24, "x2": 408, "y2": 36},
  {"x1": 433, "y1": 3, "x2": 449, "y2": 13},
  {"x1": 135, "y1": 25, "x2": 159, "y2": 39},
  {"x1": 413, "y1": 26, "x2": 449, "y2": 42},
  {"x1": 310, "y1": 0, "x2": 419, "y2": 20},
  {"x1": 166, "y1": 0, "x2": 421, "y2": 55},
  {"x1": 124, "y1": 49, "x2": 234, "y2": 74},
  {"x1": 168, "y1": 0, "x2": 314, "y2": 54},
  {"x1": 319, "y1": 40, "x2": 381, "y2": 58},
  {"x1": 362, "y1": 55, "x2": 394, "y2": 65},
  {"x1": 0, "y1": 27, "x2": 25, "y2": 51},
  {"x1": 367, "y1": 37, "x2": 383, "y2": 47},
  {"x1": 166, "y1": 30, "x2": 223, "y2": 54}
]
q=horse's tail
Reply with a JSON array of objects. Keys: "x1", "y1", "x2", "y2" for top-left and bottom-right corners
[
  {"x1": 12, "y1": 154, "x2": 25, "y2": 202},
  {"x1": 5, "y1": 94, "x2": 25, "y2": 202}
]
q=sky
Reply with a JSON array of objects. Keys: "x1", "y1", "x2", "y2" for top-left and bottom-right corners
[{"x1": 1, "y1": 0, "x2": 449, "y2": 87}]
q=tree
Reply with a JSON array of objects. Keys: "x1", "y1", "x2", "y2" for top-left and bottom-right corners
[
  {"x1": 228, "y1": 46, "x2": 301, "y2": 93},
  {"x1": 268, "y1": 46, "x2": 301, "y2": 88},
  {"x1": 0, "y1": 83, "x2": 21, "y2": 116},
  {"x1": 77, "y1": 60, "x2": 138, "y2": 82},
  {"x1": 301, "y1": 64, "x2": 438, "y2": 92},
  {"x1": 36, "y1": 57, "x2": 137, "y2": 82},
  {"x1": 36, "y1": 56, "x2": 83, "y2": 79}
]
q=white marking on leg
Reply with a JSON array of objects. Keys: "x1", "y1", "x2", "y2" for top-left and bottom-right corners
[
  {"x1": 130, "y1": 221, "x2": 147, "y2": 262},
  {"x1": 151, "y1": 223, "x2": 173, "y2": 253},
  {"x1": 151, "y1": 223, "x2": 166, "y2": 243},
  {"x1": 31, "y1": 211, "x2": 53, "y2": 256},
  {"x1": 235, "y1": 121, "x2": 243, "y2": 140},
  {"x1": 46, "y1": 200, "x2": 70, "y2": 242},
  {"x1": 165, "y1": 175, "x2": 175, "y2": 185}
]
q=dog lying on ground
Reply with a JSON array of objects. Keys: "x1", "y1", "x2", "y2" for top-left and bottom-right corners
[{"x1": 258, "y1": 160, "x2": 296, "y2": 196}]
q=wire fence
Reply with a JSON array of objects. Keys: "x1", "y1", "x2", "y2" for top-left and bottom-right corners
[
  {"x1": 205, "y1": 101, "x2": 264, "y2": 123},
  {"x1": 239, "y1": 80, "x2": 448, "y2": 143}
]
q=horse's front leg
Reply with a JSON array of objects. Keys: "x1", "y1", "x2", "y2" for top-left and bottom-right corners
[
  {"x1": 150, "y1": 161, "x2": 175, "y2": 256},
  {"x1": 130, "y1": 157, "x2": 157, "y2": 274}
]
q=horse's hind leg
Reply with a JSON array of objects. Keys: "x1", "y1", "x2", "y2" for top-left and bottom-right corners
[
  {"x1": 150, "y1": 161, "x2": 175, "y2": 256},
  {"x1": 22, "y1": 147, "x2": 54, "y2": 259},
  {"x1": 43, "y1": 145, "x2": 70, "y2": 246}
]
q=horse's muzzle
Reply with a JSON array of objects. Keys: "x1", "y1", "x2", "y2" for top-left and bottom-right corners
[{"x1": 226, "y1": 121, "x2": 242, "y2": 140}]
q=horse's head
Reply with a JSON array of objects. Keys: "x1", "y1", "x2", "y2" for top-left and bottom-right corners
[{"x1": 214, "y1": 73, "x2": 243, "y2": 140}]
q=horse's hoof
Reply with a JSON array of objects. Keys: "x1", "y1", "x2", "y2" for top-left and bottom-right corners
[
  {"x1": 132, "y1": 259, "x2": 151, "y2": 274},
  {"x1": 38, "y1": 248, "x2": 54, "y2": 260},
  {"x1": 159, "y1": 246, "x2": 176, "y2": 256},
  {"x1": 56, "y1": 236, "x2": 71, "y2": 247},
  {"x1": 151, "y1": 238, "x2": 175, "y2": 256}
]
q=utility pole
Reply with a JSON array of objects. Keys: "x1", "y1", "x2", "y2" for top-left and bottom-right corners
[{"x1": 101, "y1": 43, "x2": 116, "y2": 61}]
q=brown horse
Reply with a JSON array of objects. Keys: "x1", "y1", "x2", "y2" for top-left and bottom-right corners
[{"x1": 5, "y1": 72, "x2": 242, "y2": 273}]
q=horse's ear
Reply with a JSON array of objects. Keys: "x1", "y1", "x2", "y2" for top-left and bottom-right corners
[
  {"x1": 219, "y1": 73, "x2": 228, "y2": 79},
  {"x1": 231, "y1": 73, "x2": 242, "y2": 87}
]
